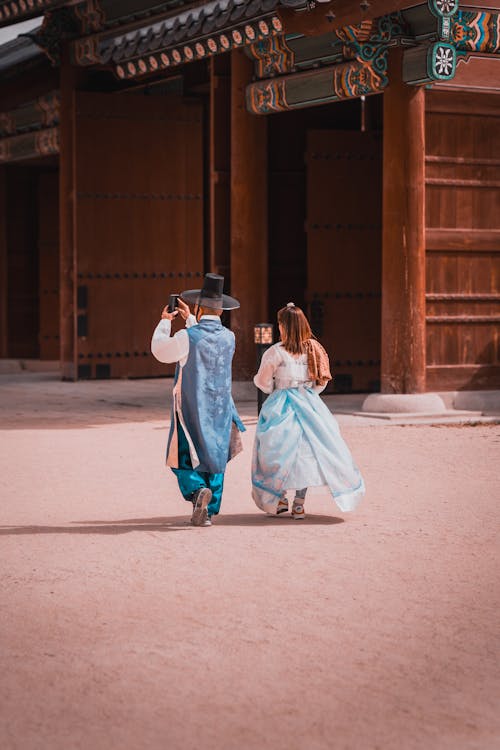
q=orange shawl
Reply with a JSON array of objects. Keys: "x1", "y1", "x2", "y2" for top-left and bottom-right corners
[{"x1": 304, "y1": 339, "x2": 332, "y2": 387}]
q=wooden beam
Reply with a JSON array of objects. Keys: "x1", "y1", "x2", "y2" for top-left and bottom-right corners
[
  {"x1": 425, "y1": 156, "x2": 500, "y2": 166},
  {"x1": 0, "y1": 165, "x2": 7, "y2": 357},
  {"x1": 0, "y1": 66, "x2": 59, "y2": 114},
  {"x1": 246, "y1": 58, "x2": 388, "y2": 114},
  {"x1": 59, "y1": 46, "x2": 77, "y2": 381},
  {"x1": 0, "y1": 128, "x2": 60, "y2": 164},
  {"x1": 426, "y1": 88, "x2": 500, "y2": 115},
  {"x1": 0, "y1": 92, "x2": 60, "y2": 137},
  {"x1": 381, "y1": 48, "x2": 426, "y2": 394},
  {"x1": 426, "y1": 314, "x2": 500, "y2": 323},
  {"x1": 426, "y1": 228, "x2": 500, "y2": 252},
  {"x1": 462, "y1": 1, "x2": 500, "y2": 12},
  {"x1": 430, "y1": 55, "x2": 500, "y2": 94},
  {"x1": 280, "y1": 0, "x2": 418, "y2": 37},
  {"x1": 426, "y1": 177, "x2": 500, "y2": 188},
  {"x1": 426, "y1": 293, "x2": 500, "y2": 301},
  {"x1": 230, "y1": 49, "x2": 268, "y2": 380}
]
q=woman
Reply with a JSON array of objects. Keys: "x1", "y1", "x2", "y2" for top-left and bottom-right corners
[{"x1": 252, "y1": 303, "x2": 365, "y2": 519}]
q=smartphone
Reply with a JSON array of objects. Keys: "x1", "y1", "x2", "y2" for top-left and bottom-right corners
[{"x1": 168, "y1": 293, "x2": 179, "y2": 313}]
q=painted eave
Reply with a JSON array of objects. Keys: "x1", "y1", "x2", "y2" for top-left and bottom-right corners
[{"x1": 0, "y1": 16, "x2": 43, "y2": 73}]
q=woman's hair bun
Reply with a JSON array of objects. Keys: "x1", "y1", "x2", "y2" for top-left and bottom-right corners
[{"x1": 286, "y1": 302, "x2": 295, "y2": 308}]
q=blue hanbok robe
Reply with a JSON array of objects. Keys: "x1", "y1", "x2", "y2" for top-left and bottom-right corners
[
  {"x1": 252, "y1": 344, "x2": 365, "y2": 514},
  {"x1": 167, "y1": 318, "x2": 245, "y2": 474}
]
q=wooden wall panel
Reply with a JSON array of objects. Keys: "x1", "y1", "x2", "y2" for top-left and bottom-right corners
[
  {"x1": 425, "y1": 90, "x2": 500, "y2": 390},
  {"x1": 59, "y1": 52, "x2": 77, "y2": 380},
  {"x1": 268, "y1": 170, "x2": 306, "y2": 315},
  {"x1": 307, "y1": 130, "x2": 382, "y2": 392},
  {"x1": 267, "y1": 99, "x2": 374, "y2": 344},
  {"x1": 6, "y1": 166, "x2": 39, "y2": 359},
  {"x1": 72, "y1": 92, "x2": 204, "y2": 379},
  {"x1": 38, "y1": 170, "x2": 59, "y2": 360},
  {"x1": 0, "y1": 166, "x2": 6, "y2": 357},
  {"x1": 426, "y1": 253, "x2": 499, "y2": 295},
  {"x1": 75, "y1": 201, "x2": 202, "y2": 274}
]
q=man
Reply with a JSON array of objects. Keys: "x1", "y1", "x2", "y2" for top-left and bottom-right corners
[{"x1": 151, "y1": 274, "x2": 245, "y2": 527}]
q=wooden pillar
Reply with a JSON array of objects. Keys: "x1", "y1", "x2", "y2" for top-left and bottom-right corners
[
  {"x1": 0, "y1": 166, "x2": 7, "y2": 357},
  {"x1": 59, "y1": 47, "x2": 78, "y2": 380},
  {"x1": 381, "y1": 49, "x2": 426, "y2": 394},
  {"x1": 209, "y1": 56, "x2": 230, "y2": 278},
  {"x1": 230, "y1": 50, "x2": 268, "y2": 379}
]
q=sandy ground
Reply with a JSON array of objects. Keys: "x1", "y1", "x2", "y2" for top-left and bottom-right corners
[{"x1": 1, "y1": 376, "x2": 499, "y2": 750}]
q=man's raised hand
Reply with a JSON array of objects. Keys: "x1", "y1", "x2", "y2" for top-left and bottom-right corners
[
  {"x1": 177, "y1": 298, "x2": 191, "y2": 321},
  {"x1": 161, "y1": 306, "x2": 178, "y2": 321}
]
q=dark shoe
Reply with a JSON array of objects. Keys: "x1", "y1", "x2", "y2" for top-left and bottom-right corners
[{"x1": 191, "y1": 488, "x2": 212, "y2": 527}]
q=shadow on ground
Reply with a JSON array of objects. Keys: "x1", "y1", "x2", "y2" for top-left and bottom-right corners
[
  {"x1": 0, "y1": 373, "x2": 261, "y2": 430},
  {"x1": 0, "y1": 514, "x2": 344, "y2": 535}
]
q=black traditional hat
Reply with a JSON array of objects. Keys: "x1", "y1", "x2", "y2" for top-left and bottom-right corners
[{"x1": 181, "y1": 273, "x2": 240, "y2": 310}]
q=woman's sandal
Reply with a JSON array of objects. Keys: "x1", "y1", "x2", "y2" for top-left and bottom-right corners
[
  {"x1": 292, "y1": 502, "x2": 305, "y2": 520},
  {"x1": 276, "y1": 498, "x2": 289, "y2": 515}
]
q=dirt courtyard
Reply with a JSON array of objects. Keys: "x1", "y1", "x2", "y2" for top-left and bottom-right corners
[{"x1": 1, "y1": 376, "x2": 499, "y2": 750}]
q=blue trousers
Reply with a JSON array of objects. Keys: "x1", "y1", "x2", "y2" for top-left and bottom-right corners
[{"x1": 171, "y1": 422, "x2": 224, "y2": 517}]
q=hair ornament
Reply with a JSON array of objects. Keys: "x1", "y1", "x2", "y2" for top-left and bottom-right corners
[{"x1": 286, "y1": 302, "x2": 295, "y2": 308}]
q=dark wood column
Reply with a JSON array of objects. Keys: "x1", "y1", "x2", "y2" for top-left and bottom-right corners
[
  {"x1": 59, "y1": 48, "x2": 77, "y2": 380},
  {"x1": 0, "y1": 166, "x2": 7, "y2": 357},
  {"x1": 230, "y1": 49, "x2": 268, "y2": 379},
  {"x1": 381, "y1": 49, "x2": 426, "y2": 394},
  {"x1": 209, "y1": 56, "x2": 230, "y2": 278}
]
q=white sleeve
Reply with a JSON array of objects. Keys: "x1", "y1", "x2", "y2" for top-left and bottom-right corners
[
  {"x1": 253, "y1": 346, "x2": 280, "y2": 394},
  {"x1": 151, "y1": 319, "x2": 190, "y2": 364},
  {"x1": 313, "y1": 382, "x2": 328, "y2": 394}
]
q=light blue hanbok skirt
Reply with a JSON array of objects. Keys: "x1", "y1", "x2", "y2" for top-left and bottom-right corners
[{"x1": 252, "y1": 387, "x2": 365, "y2": 514}]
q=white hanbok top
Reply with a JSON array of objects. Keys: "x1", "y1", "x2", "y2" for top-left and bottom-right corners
[
  {"x1": 253, "y1": 343, "x2": 327, "y2": 395},
  {"x1": 251, "y1": 343, "x2": 365, "y2": 513},
  {"x1": 151, "y1": 314, "x2": 224, "y2": 365}
]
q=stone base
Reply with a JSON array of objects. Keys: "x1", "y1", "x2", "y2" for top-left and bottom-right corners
[
  {"x1": 354, "y1": 410, "x2": 496, "y2": 425},
  {"x1": 362, "y1": 393, "x2": 446, "y2": 413},
  {"x1": 438, "y1": 390, "x2": 500, "y2": 414},
  {"x1": 0, "y1": 359, "x2": 60, "y2": 374}
]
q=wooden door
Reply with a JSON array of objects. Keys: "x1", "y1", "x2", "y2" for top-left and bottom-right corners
[
  {"x1": 70, "y1": 92, "x2": 203, "y2": 379},
  {"x1": 306, "y1": 130, "x2": 382, "y2": 392},
  {"x1": 38, "y1": 170, "x2": 59, "y2": 360},
  {"x1": 425, "y1": 91, "x2": 500, "y2": 390}
]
